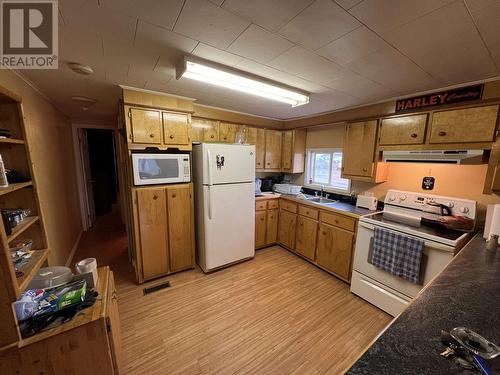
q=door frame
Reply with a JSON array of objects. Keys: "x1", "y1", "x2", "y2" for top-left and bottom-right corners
[{"x1": 72, "y1": 123, "x2": 116, "y2": 230}]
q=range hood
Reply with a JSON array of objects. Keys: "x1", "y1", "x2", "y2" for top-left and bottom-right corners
[{"x1": 382, "y1": 150, "x2": 485, "y2": 164}]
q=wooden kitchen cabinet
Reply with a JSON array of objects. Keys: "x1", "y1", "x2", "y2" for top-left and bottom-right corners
[
  {"x1": 166, "y1": 184, "x2": 195, "y2": 272},
  {"x1": 107, "y1": 271, "x2": 122, "y2": 373},
  {"x1": 247, "y1": 127, "x2": 266, "y2": 170},
  {"x1": 429, "y1": 105, "x2": 499, "y2": 144},
  {"x1": 278, "y1": 209, "x2": 297, "y2": 250},
  {"x1": 134, "y1": 184, "x2": 195, "y2": 282},
  {"x1": 281, "y1": 129, "x2": 307, "y2": 173},
  {"x1": 191, "y1": 117, "x2": 219, "y2": 142},
  {"x1": 219, "y1": 122, "x2": 240, "y2": 143},
  {"x1": 380, "y1": 114, "x2": 427, "y2": 145},
  {"x1": 163, "y1": 112, "x2": 190, "y2": 145},
  {"x1": 342, "y1": 120, "x2": 387, "y2": 182},
  {"x1": 316, "y1": 223, "x2": 354, "y2": 281},
  {"x1": 255, "y1": 210, "x2": 267, "y2": 248},
  {"x1": 266, "y1": 209, "x2": 279, "y2": 245},
  {"x1": 264, "y1": 130, "x2": 282, "y2": 171},
  {"x1": 295, "y1": 215, "x2": 318, "y2": 261},
  {"x1": 129, "y1": 107, "x2": 162, "y2": 144}
]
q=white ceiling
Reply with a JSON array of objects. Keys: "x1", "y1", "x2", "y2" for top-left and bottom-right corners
[{"x1": 19, "y1": 0, "x2": 500, "y2": 123}]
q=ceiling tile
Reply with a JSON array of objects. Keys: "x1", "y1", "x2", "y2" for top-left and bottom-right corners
[
  {"x1": 334, "y1": 0, "x2": 363, "y2": 10},
  {"x1": 192, "y1": 43, "x2": 244, "y2": 66},
  {"x1": 317, "y1": 26, "x2": 388, "y2": 65},
  {"x1": 269, "y1": 46, "x2": 347, "y2": 83},
  {"x1": 383, "y1": 1, "x2": 498, "y2": 83},
  {"x1": 279, "y1": 0, "x2": 360, "y2": 50},
  {"x1": 227, "y1": 24, "x2": 294, "y2": 63},
  {"x1": 174, "y1": 0, "x2": 250, "y2": 49},
  {"x1": 349, "y1": 0, "x2": 455, "y2": 35},
  {"x1": 222, "y1": 0, "x2": 314, "y2": 32},
  {"x1": 99, "y1": 0, "x2": 184, "y2": 30}
]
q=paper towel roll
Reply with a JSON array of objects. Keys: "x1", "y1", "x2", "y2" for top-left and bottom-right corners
[{"x1": 76, "y1": 258, "x2": 98, "y2": 285}]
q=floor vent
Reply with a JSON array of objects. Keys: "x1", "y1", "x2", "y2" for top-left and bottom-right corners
[{"x1": 143, "y1": 281, "x2": 171, "y2": 295}]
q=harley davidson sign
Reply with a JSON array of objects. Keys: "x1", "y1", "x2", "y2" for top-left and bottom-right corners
[{"x1": 395, "y1": 84, "x2": 483, "y2": 112}]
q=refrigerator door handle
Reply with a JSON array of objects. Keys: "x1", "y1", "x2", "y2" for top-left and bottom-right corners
[
  {"x1": 208, "y1": 186, "x2": 214, "y2": 220},
  {"x1": 207, "y1": 148, "x2": 213, "y2": 186}
]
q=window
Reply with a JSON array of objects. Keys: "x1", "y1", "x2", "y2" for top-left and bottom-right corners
[{"x1": 305, "y1": 149, "x2": 350, "y2": 192}]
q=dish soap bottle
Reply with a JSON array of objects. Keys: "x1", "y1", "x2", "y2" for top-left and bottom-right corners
[{"x1": 0, "y1": 154, "x2": 8, "y2": 187}]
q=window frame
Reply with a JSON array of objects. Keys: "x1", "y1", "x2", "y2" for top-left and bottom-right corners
[{"x1": 304, "y1": 148, "x2": 351, "y2": 194}]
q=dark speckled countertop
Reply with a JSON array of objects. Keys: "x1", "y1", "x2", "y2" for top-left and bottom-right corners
[{"x1": 347, "y1": 234, "x2": 500, "y2": 374}]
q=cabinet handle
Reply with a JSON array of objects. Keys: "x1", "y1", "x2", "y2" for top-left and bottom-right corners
[
  {"x1": 362, "y1": 167, "x2": 368, "y2": 172},
  {"x1": 334, "y1": 219, "x2": 339, "y2": 224},
  {"x1": 172, "y1": 193, "x2": 177, "y2": 198},
  {"x1": 267, "y1": 162, "x2": 270, "y2": 165},
  {"x1": 169, "y1": 135, "x2": 175, "y2": 139},
  {"x1": 410, "y1": 133, "x2": 418, "y2": 138},
  {"x1": 211, "y1": 135, "x2": 214, "y2": 139},
  {"x1": 322, "y1": 231, "x2": 326, "y2": 235},
  {"x1": 306, "y1": 211, "x2": 309, "y2": 214},
  {"x1": 153, "y1": 195, "x2": 158, "y2": 200},
  {"x1": 438, "y1": 131, "x2": 447, "y2": 136},
  {"x1": 149, "y1": 134, "x2": 154, "y2": 138}
]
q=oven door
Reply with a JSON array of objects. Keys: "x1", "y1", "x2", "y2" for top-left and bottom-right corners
[
  {"x1": 352, "y1": 221, "x2": 454, "y2": 303},
  {"x1": 132, "y1": 154, "x2": 187, "y2": 186}
]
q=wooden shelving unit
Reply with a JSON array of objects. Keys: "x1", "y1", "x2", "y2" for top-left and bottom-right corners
[{"x1": 0, "y1": 87, "x2": 48, "y2": 348}]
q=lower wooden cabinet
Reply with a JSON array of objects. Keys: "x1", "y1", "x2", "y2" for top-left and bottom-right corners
[
  {"x1": 316, "y1": 223, "x2": 355, "y2": 281},
  {"x1": 134, "y1": 183, "x2": 195, "y2": 282},
  {"x1": 295, "y1": 215, "x2": 318, "y2": 261},
  {"x1": 278, "y1": 209, "x2": 297, "y2": 250},
  {"x1": 255, "y1": 210, "x2": 267, "y2": 248},
  {"x1": 255, "y1": 199, "x2": 279, "y2": 248},
  {"x1": 266, "y1": 209, "x2": 279, "y2": 245}
]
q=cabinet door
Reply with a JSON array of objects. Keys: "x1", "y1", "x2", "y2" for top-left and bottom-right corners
[
  {"x1": 136, "y1": 188, "x2": 169, "y2": 280},
  {"x1": 219, "y1": 122, "x2": 239, "y2": 143},
  {"x1": 342, "y1": 120, "x2": 377, "y2": 177},
  {"x1": 430, "y1": 105, "x2": 498, "y2": 144},
  {"x1": 191, "y1": 118, "x2": 218, "y2": 142},
  {"x1": 129, "y1": 108, "x2": 162, "y2": 144},
  {"x1": 107, "y1": 271, "x2": 122, "y2": 374},
  {"x1": 316, "y1": 223, "x2": 354, "y2": 280},
  {"x1": 255, "y1": 210, "x2": 267, "y2": 248},
  {"x1": 163, "y1": 112, "x2": 190, "y2": 145},
  {"x1": 264, "y1": 130, "x2": 282, "y2": 170},
  {"x1": 282, "y1": 130, "x2": 293, "y2": 171},
  {"x1": 247, "y1": 127, "x2": 266, "y2": 169},
  {"x1": 380, "y1": 114, "x2": 427, "y2": 145},
  {"x1": 166, "y1": 184, "x2": 194, "y2": 272},
  {"x1": 295, "y1": 216, "x2": 318, "y2": 261},
  {"x1": 266, "y1": 209, "x2": 279, "y2": 245},
  {"x1": 278, "y1": 210, "x2": 296, "y2": 250}
]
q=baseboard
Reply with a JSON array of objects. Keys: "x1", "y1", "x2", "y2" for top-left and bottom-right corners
[{"x1": 65, "y1": 230, "x2": 83, "y2": 268}]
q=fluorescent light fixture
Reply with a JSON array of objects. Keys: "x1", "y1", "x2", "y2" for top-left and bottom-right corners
[{"x1": 177, "y1": 56, "x2": 309, "y2": 107}]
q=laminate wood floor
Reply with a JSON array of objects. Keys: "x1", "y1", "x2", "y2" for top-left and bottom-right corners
[{"x1": 75, "y1": 212, "x2": 392, "y2": 375}]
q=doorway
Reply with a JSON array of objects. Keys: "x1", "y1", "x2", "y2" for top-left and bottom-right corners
[{"x1": 76, "y1": 127, "x2": 119, "y2": 229}]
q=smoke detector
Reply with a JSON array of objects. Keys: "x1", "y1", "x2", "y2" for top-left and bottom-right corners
[
  {"x1": 67, "y1": 62, "x2": 94, "y2": 75},
  {"x1": 71, "y1": 96, "x2": 97, "y2": 110}
]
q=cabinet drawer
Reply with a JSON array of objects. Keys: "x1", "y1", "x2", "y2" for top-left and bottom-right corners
[
  {"x1": 380, "y1": 114, "x2": 427, "y2": 145},
  {"x1": 430, "y1": 105, "x2": 498, "y2": 144},
  {"x1": 320, "y1": 211, "x2": 356, "y2": 232},
  {"x1": 268, "y1": 199, "x2": 279, "y2": 209},
  {"x1": 280, "y1": 199, "x2": 297, "y2": 213},
  {"x1": 298, "y1": 205, "x2": 319, "y2": 220},
  {"x1": 255, "y1": 201, "x2": 267, "y2": 211}
]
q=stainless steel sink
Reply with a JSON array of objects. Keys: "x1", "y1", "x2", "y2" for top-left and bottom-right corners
[{"x1": 306, "y1": 197, "x2": 338, "y2": 204}]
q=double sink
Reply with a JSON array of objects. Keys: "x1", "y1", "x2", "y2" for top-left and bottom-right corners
[{"x1": 304, "y1": 195, "x2": 339, "y2": 207}]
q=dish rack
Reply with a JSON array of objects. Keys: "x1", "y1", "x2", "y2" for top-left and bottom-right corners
[{"x1": 274, "y1": 184, "x2": 302, "y2": 195}]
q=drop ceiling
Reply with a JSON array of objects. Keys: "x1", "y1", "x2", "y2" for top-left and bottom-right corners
[{"x1": 18, "y1": 0, "x2": 500, "y2": 123}]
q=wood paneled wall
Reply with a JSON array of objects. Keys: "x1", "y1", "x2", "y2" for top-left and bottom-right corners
[{"x1": 0, "y1": 70, "x2": 82, "y2": 265}]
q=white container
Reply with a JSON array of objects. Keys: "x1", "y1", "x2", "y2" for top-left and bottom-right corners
[
  {"x1": 274, "y1": 184, "x2": 302, "y2": 195},
  {"x1": 356, "y1": 194, "x2": 378, "y2": 210},
  {"x1": 0, "y1": 154, "x2": 8, "y2": 187},
  {"x1": 484, "y1": 204, "x2": 500, "y2": 243}
]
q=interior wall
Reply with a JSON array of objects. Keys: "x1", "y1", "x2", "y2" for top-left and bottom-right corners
[{"x1": 0, "y1": 70, "x2": 83, "y2": 265}]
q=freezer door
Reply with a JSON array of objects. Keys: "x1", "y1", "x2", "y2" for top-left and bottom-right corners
[
  {"x1": 202, "y1": 182, "x2": 255, "y2": 271},
  {"x1": 202, "y1": 143, "x2": 255, "y2": 185}
]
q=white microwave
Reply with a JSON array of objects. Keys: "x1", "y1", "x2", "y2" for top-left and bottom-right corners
[{"x1": 131, "y1": 153, "x2": 190, "y2": 186}]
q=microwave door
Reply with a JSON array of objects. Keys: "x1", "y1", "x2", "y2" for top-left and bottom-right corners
[{"x1": 133, "y1": 154, "x2": 184, "y2": 185}]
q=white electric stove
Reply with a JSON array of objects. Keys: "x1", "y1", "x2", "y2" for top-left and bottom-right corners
[{"x1": 351, "y1": 189, "x2": 477, "y2": 316}]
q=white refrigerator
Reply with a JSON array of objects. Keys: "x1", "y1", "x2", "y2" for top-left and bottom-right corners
[{"x1": 193, "y1": 143, "x2": 255, "y2": 272}]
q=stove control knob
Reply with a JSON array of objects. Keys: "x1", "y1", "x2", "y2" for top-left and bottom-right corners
[
  {"x1": 446, "y1": 202, "x2": 454, "y2": 208},
  {"x1": 459, "y1": 207, "x2": 469, "y2": 214},
  {"x1": 399, "y1": 194, "x2": 407, "y2": 201},
  {"x1": 389, "y1": 195, "x2": 396, "y2": 201}
]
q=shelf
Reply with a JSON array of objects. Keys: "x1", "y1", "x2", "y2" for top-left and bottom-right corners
[
  {"x1": 0, "y1": 138, "x2": 24, "y2": 145},
  {"x1": 15, "y1": 248, "x2": 49, "y2": 297},
  {"x1": 0, "y1": 181, "x2": 32, "y2": 196},
  {"x1": 7, "y1": 216, "x2": 39, "y2": 243}
]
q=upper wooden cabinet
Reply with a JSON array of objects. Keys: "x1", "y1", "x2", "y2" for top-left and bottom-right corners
[
  {"x1": 281, "y1": 129, "x2": 306, "y2": 173},
  {"x1": 191, "y1": 118, "x2": 219, "y2": 142},
  {"x1": 429, "y1": 105, "x2": 499, "y2": 144},
  {"x1": 126, "y1": 106, "x2": 192, "y2": 150},
  {"x1": 264, "y1": 130, "x2": 282, "y2": 171},
  {"x1": 129, "y1": 108, "x2": 162, "y2": 144},
  {"x1": 247, "y1": 127, "x2": 266, "y2": 170},
  {"x1": 219, "y1": 122, "x2": 240, "y2": 143},
  {"x1": 380, "y1": 114, "x2": 427, "y2": 145},
  {"x1": 163, "y1": 112, "x2": 190, "y2": 145}
]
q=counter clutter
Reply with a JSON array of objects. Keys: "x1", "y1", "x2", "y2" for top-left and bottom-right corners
[{"x1": 346, "y1": 234, "x2": 500, "y2": 374}]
